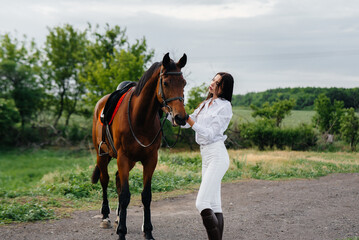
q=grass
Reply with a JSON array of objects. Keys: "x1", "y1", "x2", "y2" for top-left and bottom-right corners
[
  {"x1": 0, "y1": 147, "x2": 358, "y2": 223},
  {"x1": 282, "y1": 110, "x2": 316, "y2": 127},
  {"x1": 0, "y1": 148, "x2": 94, "y2": 196},
  {"x1": 227, "y1": 149, "x2": 359, "y2": 180}
]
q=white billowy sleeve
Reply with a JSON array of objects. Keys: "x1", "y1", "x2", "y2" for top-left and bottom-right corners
[
  {"x1": 182, "y1": 102, "x2": 204, "y2": 128},
  {"x1": 191, "y1": 103, "x2": 232, "y2": 142}
]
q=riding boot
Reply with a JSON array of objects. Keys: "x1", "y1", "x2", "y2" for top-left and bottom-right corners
[
  {"x1": 200, "y1": 209, "x2": 221, "y2": 240},
  {"x1": 215, "y1": 213, "x2": 224, "y2": 240}
]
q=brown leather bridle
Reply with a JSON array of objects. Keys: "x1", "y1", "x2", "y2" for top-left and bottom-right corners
[
  {"x1": 157, "y1": 66, "x2": 184, "y2": 112},
  {"x1": 127, "y1": 66, "x2": 184, "y2": 148}
]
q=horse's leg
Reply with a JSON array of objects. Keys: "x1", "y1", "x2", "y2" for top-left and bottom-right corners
[
  {"x1": 115, "y1": 170, "x2": 120, "y2": 227},
  {"x1": 141, "y1": 156, "x2": 158, "y2": 240},
  {"x1": 116, "y1": 155, "x2": 135, "y2": 240},
  {"x1": 96, "y1": 155, "x2": 112, "y2": 228}
]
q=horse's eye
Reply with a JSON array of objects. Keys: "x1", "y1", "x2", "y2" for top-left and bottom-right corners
[{"x1": 164, "y1": 81, "x2": 169, "y2": 87}]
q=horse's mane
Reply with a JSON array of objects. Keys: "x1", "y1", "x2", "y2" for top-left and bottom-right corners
[
  {"x1": 134, "y1": 62, "x2": 161, "y2": 96},
  {"x1": 134, "y1": 60, "x2": 177, "y2": 96}
]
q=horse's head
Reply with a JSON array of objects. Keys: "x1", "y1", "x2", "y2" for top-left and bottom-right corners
[{"x1": 157, "y1": 53, "x2": 187, "y2": 126}]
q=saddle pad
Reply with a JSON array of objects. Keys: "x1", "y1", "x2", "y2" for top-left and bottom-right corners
[{"x1": 100, "y1": 82, "x2": 136, "y2": 125}]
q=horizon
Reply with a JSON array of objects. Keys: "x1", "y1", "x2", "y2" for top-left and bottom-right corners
[{"x1": 235, "y1": 85, "x2": 359, "y2": 96}]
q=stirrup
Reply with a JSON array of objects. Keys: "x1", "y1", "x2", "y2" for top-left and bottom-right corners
[{"x1": 98, "y1": 141, "x2": 109, "y2": 156}]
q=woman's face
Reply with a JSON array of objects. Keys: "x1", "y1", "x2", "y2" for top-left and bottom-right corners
[{"x1": 209, "y1": 74, "x2": 222, "y2": 98}]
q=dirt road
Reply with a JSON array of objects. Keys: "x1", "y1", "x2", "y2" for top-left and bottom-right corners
[{"x1": 1, "y1": 173, "x2": 358, "y2": 240}]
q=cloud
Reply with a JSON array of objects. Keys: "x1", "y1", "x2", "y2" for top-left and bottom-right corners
[
  {"x1": 24, "y1": 0, "x2": 278, "y2": 21},
  {"x1": 1, "y1": 0, "x2": 359, "y2": 95},
  {"x1": 234, "y1": 70, "x2": 359, "y2": 94},
  {"x1": 134, "y1": 1, "x2": 278, "y2": 21}
]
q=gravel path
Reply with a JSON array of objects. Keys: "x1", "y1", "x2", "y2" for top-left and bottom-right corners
[{"x1": 1, "y1": 173, "x2": 358, "y2": 240}]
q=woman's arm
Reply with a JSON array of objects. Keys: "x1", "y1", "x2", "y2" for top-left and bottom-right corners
[
  {"x1": 187, "y1": 116, "x2": 195, "y2": 127},
  {"x1": 180, "y1": 101, "x2": 204, "y2": 128},
  {"x1": 186, "y1": 103, "x2": 232, "y2": 141},
  {"x1": 167, "y1": 112, "x2": 197, "y2": 129},
  {"x1": 182, "y1": 113, "x2": 196, "y2": 128}
]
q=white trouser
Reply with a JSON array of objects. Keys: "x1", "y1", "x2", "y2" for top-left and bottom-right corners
[{"x1": 196, "y1": 141, "x2": 230, "y2": 213}]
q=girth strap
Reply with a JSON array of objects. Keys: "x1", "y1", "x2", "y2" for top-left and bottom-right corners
[{"x1": 105, "y1": 124, "x2": 117, "y2": 158}]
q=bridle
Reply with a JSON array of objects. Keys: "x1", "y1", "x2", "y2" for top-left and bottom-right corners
[
  {"x1": 158, "y1": 66, "x2": 184, "y2": 112},
  {"x1": 127, "y1": 66, "x2": 184, "y2": 148}
]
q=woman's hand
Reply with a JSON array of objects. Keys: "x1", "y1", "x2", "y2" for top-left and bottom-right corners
[{"x1": 186, "y1": 115, "x2": 195, "y2": 127}]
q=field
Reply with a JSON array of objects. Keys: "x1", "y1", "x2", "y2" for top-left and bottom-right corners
[
  {"x1": 1, "y1": 109, "x2": 358, "y2": 224},
  {"x1": 232, "y1": 106, "x2": 315, "y2": 127},
  {"x1": 1, "y1": 146, "x2": 359, "y2": 224}
]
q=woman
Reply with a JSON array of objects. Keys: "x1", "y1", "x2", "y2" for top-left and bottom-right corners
[{"x1": 184, "y1": 72, "x2": 234, "y2": 240}]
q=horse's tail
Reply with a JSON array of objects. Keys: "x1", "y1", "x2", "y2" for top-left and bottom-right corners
[{"x1": 91, "y1": 165, "x2": 100, "y2": 184}]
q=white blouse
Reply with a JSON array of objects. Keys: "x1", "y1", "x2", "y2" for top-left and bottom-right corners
[{"x1": 183, "y1": 97, "x2": 233, "y2": 146}]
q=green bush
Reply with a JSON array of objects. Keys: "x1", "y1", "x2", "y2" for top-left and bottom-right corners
[
  {"x1": 238, "y1": 119, "x2": 277, "y2": 150},
  {"x1": 0, "y1": 97, "x2": 20, "y2": 145},
  {"x1": 290, "y1": 124, "x2": 318, "y2": 150},
  {"x1": 233, "y1": 120, "x2": 317, "y2": 150},
  {"x1": 17, "y1": 126, "x2": 44, "y2": 144},
  {"x1": 67, "y1": 123, "x2": 91, "y2": 143}
]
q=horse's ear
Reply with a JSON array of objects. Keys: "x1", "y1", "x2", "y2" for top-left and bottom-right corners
[
  {"x1": 162, "y1": 52, "x2": 170, "y2": 69},
  {"x1": 177, "y1": 53, "x2": 187, "y2": 69}
]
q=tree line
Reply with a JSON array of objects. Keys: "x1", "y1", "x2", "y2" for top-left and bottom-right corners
[
  {"x1": 0, "y1": 23, "x2": 153, "y2": 146},
  {"x1": 226, "y1": 93, "x2": 359, "y2": 151},
  {"x1": 232, "y1": 87, "x2": 359, "y2": 110}
]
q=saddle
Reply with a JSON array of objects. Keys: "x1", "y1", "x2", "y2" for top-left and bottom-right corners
[
  {"x1": 98, "y1": 81, "x2": 137, "y2": 157},
  {"x1": 100, "y1": 81, "x2": 137, "y2": 125}
]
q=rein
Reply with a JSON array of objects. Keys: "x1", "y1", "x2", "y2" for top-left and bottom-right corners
[
  {"x1": 127, "y1": 69, "x2": 184, "y2": 148},
  {"x1": 127, "y1": 89, "x2": 168, "y2": 148},
  {"x1": 161, "y1": 124, "x2": 181, "y2": 148}
]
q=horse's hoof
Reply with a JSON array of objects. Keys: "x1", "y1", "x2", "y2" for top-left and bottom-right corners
[
  {"x1": 100, "y1": 218, "x2": 112, "y2": 229},
  {"x1": 144, "y1": 232, "x2": 155, "y2": 240},
  {"x1": 118, "y1": 233, "x2": 126, "y2": 240}
]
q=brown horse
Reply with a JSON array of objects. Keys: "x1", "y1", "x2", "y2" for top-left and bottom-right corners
[{"x1": 91, "y1": 53, "x2": 187, "y2": 240}]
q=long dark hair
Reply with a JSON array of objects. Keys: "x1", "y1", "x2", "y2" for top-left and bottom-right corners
[
  {"x1": 206, "y1": 72, "x2": 234, "y2": 102},
  {"x1": 196, "y1": 72, "x2": 234, "y2": 116}
]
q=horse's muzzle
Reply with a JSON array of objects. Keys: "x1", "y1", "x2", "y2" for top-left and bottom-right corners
[{"x1": 174, "y1": 114, "x2": 187, "y2": 126}]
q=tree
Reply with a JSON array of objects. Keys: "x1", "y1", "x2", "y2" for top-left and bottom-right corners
[
  {"x1": 0, "y1": 33, "x2": 43, "y2": 130},
  {"x1": 177, "y1": 83, "x2": 208, "y2": 149},
  {"x1": 42, "y1": 24, "x2": 88, "y2": 128},
  {"x1": 340, "y1": 108, "x2": 359, "y2": 151},
  {"x1": 80, "y1": 24, "x2": 154, "y2": 105},
  {"x1": 0, "y1": 97, "x2": 20, "y2": 144},
  {"x1": 312, "y1": 93, "x2": 344, "y2": 135},
  {"x1": 251, "y1": 99, "x2": 295, "y2": 127},
  {"x1": 185, "y1": 83, "x2": 208, "y2": 112}
]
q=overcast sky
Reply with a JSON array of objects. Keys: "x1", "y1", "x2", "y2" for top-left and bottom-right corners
[{"x1": 1, "y1": 0, "x2": 359, "y2": 95}]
